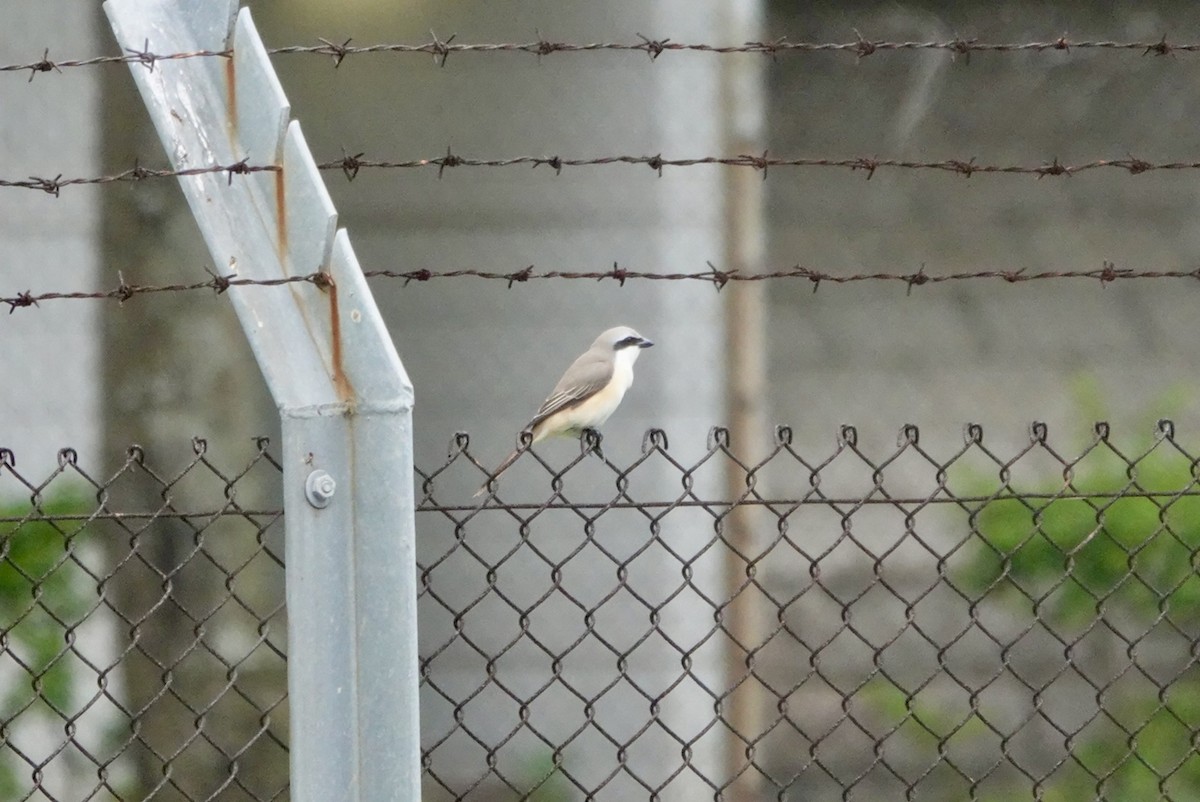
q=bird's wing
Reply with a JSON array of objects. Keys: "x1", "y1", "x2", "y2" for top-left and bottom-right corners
[{"x1": 526, "y1": 351, "x2": 613, "y2": 431}]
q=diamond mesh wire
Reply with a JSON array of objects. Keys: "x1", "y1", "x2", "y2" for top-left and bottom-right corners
[
  {"x1": 418, "y1": 422, "x2": 1200, "y2": 801},
  {"x1": 0, "y1": 441, "x2": 288, "y2": 802},
  {"x1": 5, "y1": 423, "x2": 1200, "y2": 801}
]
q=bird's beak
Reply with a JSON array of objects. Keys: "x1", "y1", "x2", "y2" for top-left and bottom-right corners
[{"x1": 638, "y1": 338, "x2": 654, "y2": 348}]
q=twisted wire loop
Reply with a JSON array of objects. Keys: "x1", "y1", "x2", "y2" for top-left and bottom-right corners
[{"x1": 6, "y1": 423, "x2": 1200, "y2": 798}]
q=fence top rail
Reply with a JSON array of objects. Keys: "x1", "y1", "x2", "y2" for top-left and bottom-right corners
[{"x1": 5, "y1": 419, "x2": 1198, "y2": 515}]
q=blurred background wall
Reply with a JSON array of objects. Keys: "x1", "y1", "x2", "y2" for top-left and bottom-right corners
[
  {"x1": 763, "y1": 2, "x2": 1200, "y2": 461},
  {"x1": 0, "y1": 5, "x2": 101, "y2": 477}
]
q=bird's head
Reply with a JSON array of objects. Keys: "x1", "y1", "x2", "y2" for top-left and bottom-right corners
[
  {"x1": 594, "y1": 326, "x2": 653, "y2": 371},
  {"x1": 596, "y1": 326, "x2": 653, "y2": 359}
]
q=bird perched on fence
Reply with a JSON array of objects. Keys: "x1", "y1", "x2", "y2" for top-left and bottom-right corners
[{"x1": 475, "y1": 326, "x2": 654, "y2": 497}]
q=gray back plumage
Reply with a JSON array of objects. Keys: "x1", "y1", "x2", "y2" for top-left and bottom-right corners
[{"x1": 526, "y1": 344, "x2": 615, "y2": 430}]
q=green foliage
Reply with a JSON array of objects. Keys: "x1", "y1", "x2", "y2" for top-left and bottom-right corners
[
  {"x1": 953, "y1": 421, "x2": 1200, "y2": 800},
  {"x1": 0, "y1": 490, "x2": 94, "y2": 796},
  {"x1": 958, "y1": 457, "x2": 1200, "y2": 629},
  {"x1": 515, "y1": 751, "x2": 573, "y2": 802}
]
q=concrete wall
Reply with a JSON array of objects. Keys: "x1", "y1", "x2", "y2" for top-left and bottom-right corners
[
  {"x1": 0, "y1": 6, "x2": 101, "y2": 479},
  {"x1": 766, "y1": 1, "x2": 1200, "y2": 456}
]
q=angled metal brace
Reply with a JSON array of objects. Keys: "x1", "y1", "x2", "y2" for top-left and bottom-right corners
[{"x1": 102, "y1": 2, "x2": 420, "y2": 799}]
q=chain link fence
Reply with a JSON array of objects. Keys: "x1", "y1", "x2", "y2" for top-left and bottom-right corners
[
  {"x1": 4, "y1": 423, "x2": 1200, "y2": 800},
  {"x1": 0, "y1": 440, "x2": 288, "y2": 802}
]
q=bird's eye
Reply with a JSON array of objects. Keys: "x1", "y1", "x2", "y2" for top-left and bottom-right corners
[{"x1": 617, "y1": 336, "x2": 639, "y2": 348}]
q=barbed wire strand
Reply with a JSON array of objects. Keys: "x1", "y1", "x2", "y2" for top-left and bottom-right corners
[
  {"x1": 2, "y1": 34, "x2": 1195, "y2": 79},
  {"x1": 0, "y1": 160, "x2": 278, "y2": 196},
  {"x1": 4, "y1": 261, "x2": 1196, "y2": 313},
  {"x1": 2, "y1": 271, "x2": 326, "y2": 313},
  {"x1": 6, "y1": 152, "x2": 1200, "y2": 196},
  {"x1": 319, "y1": 152, "x2": 1200, "y2": 180}
]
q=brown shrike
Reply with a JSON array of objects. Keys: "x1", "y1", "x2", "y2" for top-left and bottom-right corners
[{"x1": 476, "y1": 326, "x2": 653, "y2": 496}]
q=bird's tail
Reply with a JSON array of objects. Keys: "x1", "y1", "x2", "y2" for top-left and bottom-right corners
[{"x1": 473, "y1": 446, "x2": 526, "y2": 498}]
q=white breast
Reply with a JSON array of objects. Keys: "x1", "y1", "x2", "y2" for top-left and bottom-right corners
[
  {"x1": 589, "y1": 351, "x2": 635, "y2": 423},
  {"x1": 544, "y1": 346, "x2": 639, "y2": 436}
]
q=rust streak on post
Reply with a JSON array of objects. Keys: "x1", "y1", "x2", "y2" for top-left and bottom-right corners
[
  {"x1": 325, "y1": 277, "x2": 353, "y2": 402},
  {"x1": 274, "y1": 168, "x2": 286, "y2": 258},
  {"x1": 224, "y1": 57, "x2": 237, "y2": 132}
]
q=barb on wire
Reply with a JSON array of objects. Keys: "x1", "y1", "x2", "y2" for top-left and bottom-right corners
[
  {"x1": 3, "y1": 35, "x2": 1200, "y2": 77},
  {"x1": 7, "y1": 152, "x2": 1200, "y2": 196},
  {"x1": 4, "y1": 261, "x2": 1198, "y2": 313}
]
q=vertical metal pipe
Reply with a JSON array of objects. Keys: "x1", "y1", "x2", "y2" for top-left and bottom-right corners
[
  {"x1": 282, "y1": 406, "x2": 420, "y2": 800},
  {"x1": 721, "y1": 0, "x2": 769, "y2": 798}
]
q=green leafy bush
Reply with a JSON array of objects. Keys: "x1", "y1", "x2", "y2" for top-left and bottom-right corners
[
  {"x1": 0, "y1": 491, "x2": 94, "y2": 797},
  {"x1": 955, "y1": 425, "x2": 1200, "y2": 800}
]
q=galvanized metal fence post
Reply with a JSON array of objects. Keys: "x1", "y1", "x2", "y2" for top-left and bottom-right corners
[{"x1": 102, "y1": 2, "x2": 421, "y2": 799}]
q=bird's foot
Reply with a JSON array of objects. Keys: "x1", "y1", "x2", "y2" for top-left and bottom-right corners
[{"x1": 581, "y1": 428, "x2": 604, "y2": 460}]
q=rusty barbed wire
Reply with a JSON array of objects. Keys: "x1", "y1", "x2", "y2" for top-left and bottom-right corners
[
  {"x1": 318, "y1": 152, "x2": 1200, "y2": 179},
  {"x1": 0, "y1": 159, "x2": 277, "y2": 196},
  {"x1": 7, "y1": 151, "x2": 1200, "y2": 196},
  {"x1": 272, "y1": 33, "x2": 1198, "y2": 62},
  {"x1": 0, "y1": 43, "x2": 230, "y2": 81},
  {"x1": 1, "y1": 270, "x2": 327, "y2": 313},
  {"x1": 3, "y1": 261, "x2": 1197, "y2": 313},
  {"x1": 362, "y1": 262, "x2": 1200, "y2": 292},
  {"x1": 3, "y1": 34, "x2": 1198, "y2": 78}
]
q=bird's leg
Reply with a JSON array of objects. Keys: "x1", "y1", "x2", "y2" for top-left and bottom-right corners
[{"x1": 581, "y1": 428, "x2": 604, "y2": 460}]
